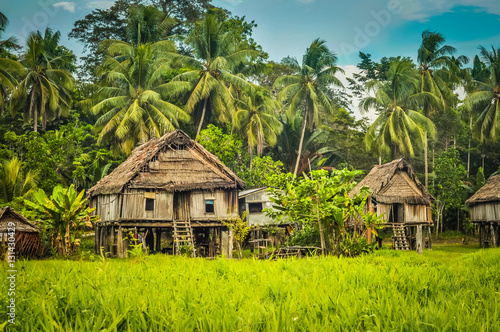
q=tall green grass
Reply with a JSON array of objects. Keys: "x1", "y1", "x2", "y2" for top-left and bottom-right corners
[{"x1": 1, "y1": 248, "x2": 499, "y2": 331}]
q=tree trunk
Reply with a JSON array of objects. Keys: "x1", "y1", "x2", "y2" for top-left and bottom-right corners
[
  {"x1": 31, "y1": 91, "x2": 38, "y2": 133},
  {"x1": 424, "y1": 130, "x2": 428, "y2": 189},
  {"x1": 195, "y1": 97, "x2": 209, "y2": 141},
  {"x1": 249, "y1": 146, "x2": 253, "y2": 171},
  {"x1": 294, "y1": 103, "x2": 308, "y2": 175},
  {"x1": 467, "y1": 116, "x2": 472, "y2": 178},
  {"x1": 379, "y1": 154, "x2": 382, "y2": 165}
]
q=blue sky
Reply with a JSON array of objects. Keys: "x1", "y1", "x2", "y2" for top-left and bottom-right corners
[
  {"x1": 2, "y1": 0, "x2": 500, "y2": 118},
  {"x1": 3, "y1": 0, "x2": 499, "y2": 65}
]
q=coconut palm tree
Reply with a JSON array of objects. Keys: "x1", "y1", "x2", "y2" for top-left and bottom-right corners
[
  {"x1": 93, "y1": 40, "x2": 191, "y2": 154},
  {"x1": 0, "y1": 12, "x2": 20, "y2": 57},
  {"x1": 127, "y1": 5, "x2": 176, "y2": 46},
  {"x1": 233, "y1": 87, "x2": 283, "y2": 169},
  {"x1": 464, "y1": 46, "x2": 500, "y2": 143},
  {"x1": 417, "y1": 30, "x2": 461, "y2": 114},
  {"x1": 171, "y1": 14, "x2": 259, "y2": 140},
  {"x1": 13, "y1": 28, "x2": 74, "y2": 132},
  {"x1": 0, "y1": 58, "x2": 25, "y2": 114},
  {"x1": 274, "y1": 38, "x2": 343, "y2": 175},
  {"x1": 0, "y1": 156, "x2": 38, "y2": 204},
  {"x1": 417, "y1": 30, "x2": 464, "y2": 187},
  {"x1": 361, "y1": 58, "x2": 437, "y2": 159}
]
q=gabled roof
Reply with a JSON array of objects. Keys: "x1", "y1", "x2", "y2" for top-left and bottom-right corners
[
  {"x1": 349, "y1": 158, "x2": 433, "y2": 205},
  {"x1": 239, "y1": 187, "x2": 268, "y2": 198},
  {"x1": 466, "y1": 174, "x2": 500, "y2": 207},
  {"x1": 0, "y1": 207, "x2": 39, "y2": 233},
  {"x1": 88, "y1": 130, "x2": 245, "y2": 197}
]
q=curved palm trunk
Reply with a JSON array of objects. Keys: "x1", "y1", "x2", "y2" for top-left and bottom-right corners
[
  {"x1": 195, "y1": 97, "x2": 208, "y2": 141},
  {"x1": 294, "y1": 103, "x2": 308, "y2": 175},
  {"x1": 30, "y1": 90, "x2": 38, "y2": 132},
  {"x1": 249, "y1": 146, "x2": 253, "y2": 171},
  {"x1": 424, "y1": 130, "x2": 428, "y2": 188}
]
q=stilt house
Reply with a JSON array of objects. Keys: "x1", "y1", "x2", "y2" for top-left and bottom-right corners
[
  {"x1": 88, "y1": 130, "x2": 246, "y2": 258},
  {"x1": 465, "y1": 174, "x2": 500, "y2": 248},
  {"x1": 0, "y1": 207, "x2": 42, "y2": 258},
  {"x1": 349, "y1": 159, "x2": 433, "y2": 252}
]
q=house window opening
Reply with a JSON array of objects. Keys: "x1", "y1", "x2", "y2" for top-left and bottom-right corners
[
  {"x1": 249, "y1": 202, "x2": 263, "y2": 214},
  {"x1": 145, "y1": 198, "x2": 155, "y2": 211},
  {"x1": 205, "y1": 199, "x2": 214, "y2": 213}
]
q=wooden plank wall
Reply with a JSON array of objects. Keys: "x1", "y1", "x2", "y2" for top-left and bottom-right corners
[
  {"x1": 190, "y1": 189, "x2": 237, "y2": 220},
  {"x1": 121, "y1": 189, "x2": 173, "y2": 220},
  {"x1": 95, "y1": 194, "x2": 120, "y2": 221},
  {"x1": 404, "y1": 204, "x2": 429, "y2": 223},
  {"x1": 470, "y1": 202, "x2": 500, "y2": 222}
]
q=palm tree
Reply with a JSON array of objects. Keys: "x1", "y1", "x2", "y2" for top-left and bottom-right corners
[
  {"x1": 417, "y1": 30, "x2": 463, "y2": 187},
  {"x1": 0, "y1": 12, "x2": 20, "y2": 57},
  {"x1": 233, "y1": 87, "x2": 283, "y2": 169},
  {"x1": 464, "y1": 46, "x2": 500, "y2": 143},
  {"x1": 13, "y1": 28, "x2": 74, "y2": 132},
  {"x1": 361, "y1": 59, "x2": 437, "y2": 159},
  {"x1": 127, "y1": 5, "x2": 176, "y2": 46},
  {"x1": 0, "y1": 12, "x2": 25, "y2": 115},
  {"x1": 417, "y1": 30, "x2": 461, "y2": 115},
  {"x1": 274, "y1": 38, "x2": 343, "y2": 175},
  {"x1": 93, "y1": 40, "x2": 191, "y2": 154},
  {"x1": 171, "y1": 14, "x2": 259, "y2": 140},
  {"x1": 0, "y1": 156, "x2": 38, "y2": 204},
  {"x1": 0, "y1": 59, "x2": 25, "y2": 114}
]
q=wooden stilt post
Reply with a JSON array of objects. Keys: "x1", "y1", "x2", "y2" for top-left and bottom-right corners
[
  {"x1": 491, "y1": 223, "x2": 497, "y2": 248},
  {"x1": 156, "y1": 228, "x2": 161, "y2": 252},
  {"x1": 94, "y1": 225, "x2": 100, "y2": 254},
  {"x1": 110, "y1": 226, "x2": 115, "y2": 257},
  {"x1": 101, "y1": 226, "x2": 107, "y2": 255},
  {"x1": 427, "y1": 225, "x2": 432, "y2": 250},
  {"x1": 416, "y1": 225, "x2": 423, "y2": 254},
  {"x1": 117, "y1": 226, "x2": 124, "y2": 258},
  {"x1": 479, "y1": 224, "x2": 484, "y2": 248}
]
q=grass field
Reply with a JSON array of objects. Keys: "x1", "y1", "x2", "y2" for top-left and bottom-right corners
[{"x1": 1, "y1": 245, "x2": 499, "y2": 331}]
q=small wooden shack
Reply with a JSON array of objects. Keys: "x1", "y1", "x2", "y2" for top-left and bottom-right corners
[
  {"x1": 238, "y1": 187, "x2": 277, "y2": 226},
  {"x1": 0, "y1": 207, "x2": 42, "y2": 258},
  {"x1": 88, "y1": 130, "x2": 246, "y2": 258},
  {"x1": 349, "y1": 159, "x2": 433, "y2": 252},
  {"x1": 465, "y1": 174, "x2": 500, "y2": 248}
]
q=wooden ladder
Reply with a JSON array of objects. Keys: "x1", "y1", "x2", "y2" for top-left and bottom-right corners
[
  {"x1": 393, "y1": 224, "x2": 410, "y2": 251},
  {"x1": 173, "y1": 218, "x2": 196, "y2": 257}
]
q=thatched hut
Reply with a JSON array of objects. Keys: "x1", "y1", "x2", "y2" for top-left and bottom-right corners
[
  {"x1": 465, "y1": 174, "x2": 500, "y2": 248},
  {"x1": 350, "y1": 159, "x2": 433, "y2": 252},
  {"x1": 0, "y1": 207, "x2": 42, "y2": 258},
  {"x1": 88, "y1": 130, "x2": 245, "y2": 258}
]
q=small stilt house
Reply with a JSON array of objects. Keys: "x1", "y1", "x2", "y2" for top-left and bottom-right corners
[
  {"x1": 0, "y1": 207, "x2": 42, "y2": 258},
  {"x1": 349, "y1": 159, "x2": 433, "y2": 252},
  {"x1": 88, "y1": 130, "x2": 246, "y2": 258},
  {"x1": 465, "y1": 174, "x2": 500, "y2": 248}
]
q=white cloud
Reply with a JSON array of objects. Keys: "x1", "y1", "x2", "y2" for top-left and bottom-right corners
[
  {"x1": 398, "y1": 0, "x2": 500, "y2": 21},
  {"x1": 88, "y1": 1, "x2": 115, "y2": 10},
  {"x1": 337, "y1": 64, "x2": 378, "y2": 122},
  {"x1": 53, "y1": 2, "x2": 76, "y2": 13}
]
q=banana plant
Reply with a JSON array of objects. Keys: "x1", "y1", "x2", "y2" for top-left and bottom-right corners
[{"x1": 25, "y1": 184, "x2": 98, "y2": 255}]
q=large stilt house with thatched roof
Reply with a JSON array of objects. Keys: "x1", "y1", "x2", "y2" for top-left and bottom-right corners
[
  {"x1": 350, "y1": 159, "x2": 433, "y2": 253},
  {"x1": 465, "y1": 174, "x2": 500, "y2": 248},
  {"x1": 88, "y1": 130, "x2": 245, "y2": 258},
  {"x1": 0, "y1": 207, "x2": 42, "y2": 258}
]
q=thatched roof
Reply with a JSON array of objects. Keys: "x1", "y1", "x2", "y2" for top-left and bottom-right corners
[
  {"x1": 349, "y1": 159, "x2": 432, "y2": 205},
  {"x1": 0, "y1": 207, "x2": 39, "y2": 233},
  {"x1": 466, "y1": 174, "x2": 500, "y2": 207},
  {"x1": 88, "y1": 130, "x2": 245, "y2": 197}
]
